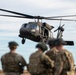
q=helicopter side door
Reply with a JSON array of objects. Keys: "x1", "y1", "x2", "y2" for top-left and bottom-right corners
[{"x1": 41, "y1": 27, "x2": 49, "y2": 38}]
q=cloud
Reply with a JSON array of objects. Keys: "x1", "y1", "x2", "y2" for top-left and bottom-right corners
[{"x1": 0, "y1": 0, "x2": 76, "y2": 15}]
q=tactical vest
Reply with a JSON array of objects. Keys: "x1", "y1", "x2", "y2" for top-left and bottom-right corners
[
  {"x1": 60, "y1": 50, "x2": 75, "y2": 75},
  {"x1": 1, "y1": 53, "x2": 21, "y2": 72},
  {"x1": 28, "y1": 51, "x2": 47, "y2": 74}
]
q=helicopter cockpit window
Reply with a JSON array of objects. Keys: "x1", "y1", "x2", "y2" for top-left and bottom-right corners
[
  {"x1": 22, "y1": 24, "x2": 27, "y2": 28},
  {"x1": 26, "y1": 24, "x2": 37, "y2": 29}
]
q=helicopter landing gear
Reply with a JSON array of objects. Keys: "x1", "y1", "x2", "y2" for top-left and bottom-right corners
[{"x1": 22, "y1": 38, "x2": 26, "y2": 44}]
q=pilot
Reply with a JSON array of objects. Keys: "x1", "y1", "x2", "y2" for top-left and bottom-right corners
[{"x1": 1, "y1": 41, "x2": 27, "y2": 75}]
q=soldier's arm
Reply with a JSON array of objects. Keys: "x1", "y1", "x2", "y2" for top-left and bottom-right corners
[
  {"x1": 46, "y1": 51, "x2": 50, "y2": 56},
  {"x1": 1, "y1": 56, "x2": 4, "y2": 71},
  {"x1": 54, "y1": 54, "x2": 63, "y2": 75},
  {"x1": 42, "y1": 54, "x2": 54, "y2": 68},
  {"x1": 19, "y1": 56, "x2": 27, "y2": 67}
]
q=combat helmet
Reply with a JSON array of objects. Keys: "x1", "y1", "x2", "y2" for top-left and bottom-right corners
[
  {"x1": 36, "y1": 42, "x2": 48, "y2": 52},
  {"x1": 48, "y1": 38, "x2": 56, "y2": 47},
  {"x1": 53, "y1": 38, "x2": 67, "y2": 46}
]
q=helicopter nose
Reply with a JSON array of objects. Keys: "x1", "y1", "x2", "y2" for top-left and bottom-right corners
[{"x1": 20, "y1": 28, "x2": 31, "y2": 34}]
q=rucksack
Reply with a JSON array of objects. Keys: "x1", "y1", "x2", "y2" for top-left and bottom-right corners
[
  {"x1": 28, "y1": 52, "x2": 46, "y2": 74},
  {"x1": 63, "y1": 50, "x2": 75, "y2": 71}
]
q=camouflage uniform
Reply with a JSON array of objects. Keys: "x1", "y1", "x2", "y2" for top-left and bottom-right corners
[
  {"x1": 46, "y1": 47, "x2": 59, "y2": 75},
  {"x1": 28, "y1": 51, "x2": 54, "y2": 75},
  {"x1": 54, "y1": 49, "x2": 75, "y2": 75},
  {"x1": 46, "y1": 38, "x2": 59, "y2": 75},
  {"x1": 1, "y1": 52, "x2": 27, "y2": 75},
  {"x1": 46, "y1": 47, "x2": 59, "y2": 61},
  {"x1": 28, "y1": 42, "x2": 54, "y2": 75}
]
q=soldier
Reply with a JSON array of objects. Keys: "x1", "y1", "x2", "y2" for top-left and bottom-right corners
[
  {"x1": 28, "y1": 42, "x2": 54, "y2": 75},
  {"x1": 46, "y1": 38, "x2": 59, "y2": 75},
  {"x1": 54, "y1": 38, "x2": 75, "y2": 75},
  {"x1": 46, "y1": 38, "x2": 59, "y2": 59},
  {"x1": 1, "y1": 41, "x2": 27, "y2": 75}
]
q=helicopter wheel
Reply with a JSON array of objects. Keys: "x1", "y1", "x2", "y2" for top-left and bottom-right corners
[{"x1": 22, "y1": 38, "x2": 26, "y2": 44}]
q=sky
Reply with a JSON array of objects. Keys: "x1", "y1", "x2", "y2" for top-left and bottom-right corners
[{"x1": 0, "y1": 0, "x2": 76, "y2": 69}]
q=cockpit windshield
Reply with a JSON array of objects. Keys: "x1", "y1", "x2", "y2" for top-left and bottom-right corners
[{"x1": 26, "y1": 23, "x2": 37, "y2": 29}]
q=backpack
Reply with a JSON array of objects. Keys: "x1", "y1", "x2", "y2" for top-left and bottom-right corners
[
  {"x1": 28, "y1": 52, "x2": 46, "y2": 74},
  {"x1": 63, "y1": 50, "x2": 75, "y2": 71}
]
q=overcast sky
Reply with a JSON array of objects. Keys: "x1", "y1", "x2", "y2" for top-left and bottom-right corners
[{"x1": 0, "y1": 0, "x2": 76, "y2": 69}]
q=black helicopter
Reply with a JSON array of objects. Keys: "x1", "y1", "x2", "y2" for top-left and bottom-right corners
[{"x1": 0, "y1": 8, "x2": 76, "y2": 45}]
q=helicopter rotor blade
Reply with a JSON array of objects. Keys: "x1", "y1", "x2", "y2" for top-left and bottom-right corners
[
  {"x1": 46, "y1": 15, "x2": 76, "y2": 18},
  {"x1": 35, "y1": 16, "x2": 76, "y2": 21},
  {"x1": 0, "y1": 8, "x2": 76, "y2": 21},
  {"x1": 0, "y1": 9, "x2": 44, "y2": 19},
  {"x1": 0, "y1": 8, "x2": 34, "y2": 18},
  {"x1": 43, "y1": 18, "x2": 76, "y2": 21},
  {"x1": 0, "y1": 14, "x2": 46, "y2": 19},
  {"x1": 0, "y1": 14, "x2": 46, "y2": 20},
  {"x1": 0, "y1": 14, "x2": 31, "y2": 18},
  {"x1": 0, "y1": 8, "x2": 76, "y2": 20},
  {"x1": 0, "y1": 14, "x2": 76, "y2": 21}
]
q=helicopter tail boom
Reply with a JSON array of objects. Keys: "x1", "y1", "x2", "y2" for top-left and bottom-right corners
[{"x1": 65, "y1": 41, "x2": 74, "y2": 46}]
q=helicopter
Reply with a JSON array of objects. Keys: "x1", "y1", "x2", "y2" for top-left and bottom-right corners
[
  {"x1": 0, "y1": 8, "x2": 76, "y2": 45},
  {"x1": 19, "y1": 22, "x2": 54, "y2": 44}
]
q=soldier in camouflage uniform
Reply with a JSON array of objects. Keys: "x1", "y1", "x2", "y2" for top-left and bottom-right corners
[
  {"x1": 54, "y1": 38, "x2": 75, "y2": 75},
  {"x1": 28, "y1": 42, "x2": 54, "y2": 75},
  {"x1": 46, "y1": 38, "x2": 59, "y2": 60},
  {"x1": 46, "y1": 38, "x2": 59, "y2": 75},
  {"x1": 1, "y1": 41, "x2": 27, "y2": 75}
]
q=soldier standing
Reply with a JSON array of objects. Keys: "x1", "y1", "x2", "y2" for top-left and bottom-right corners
[
  {"x1": 54, "y1": 38, "x2": 75, "y2": 75},
  {"x1": 46, "y1": 38, "x2": 59, "y2": 75},
  {"x1": 28, "y1": 42, "x2": 54, "y2": 75},
  {"x1": 46, "y1": 38, "x2": 59, "y2": 60},
  {"x1": 1, "y1": 41, "x2": 27, "y2": 75}
]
